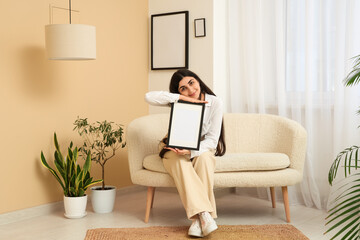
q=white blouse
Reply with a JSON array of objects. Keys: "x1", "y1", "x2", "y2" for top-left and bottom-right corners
[{"x1": 145, "y1": 91, "x2": 223, "y2": 158}]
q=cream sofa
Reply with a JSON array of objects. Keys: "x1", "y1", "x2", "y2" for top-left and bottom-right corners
[{"x1": 127, "y1": 113, "x2": 307, "y2": 223}]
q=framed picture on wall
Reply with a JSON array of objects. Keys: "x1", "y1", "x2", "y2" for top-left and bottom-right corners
[
  {"x1": 151, "y1": 11, "x2": 189, "y2": 70},
  {"x1": 194, "y1": 18, "x2": 206, "y2": 37},
  {"x1": 167, "y1": 101, "x2": 205, "y2": 150}
]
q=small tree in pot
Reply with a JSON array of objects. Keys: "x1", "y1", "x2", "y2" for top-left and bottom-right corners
[{"x1": 73, "y1": 117, "x2": 126, "y2": 213}]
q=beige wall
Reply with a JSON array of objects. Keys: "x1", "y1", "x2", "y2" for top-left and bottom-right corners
[
  {"x1": 0, "y1": 0, "x2": 148, "y2": 214},
  {"x1": 148, "y1": 0, "x2": 213, "y2": 114}
]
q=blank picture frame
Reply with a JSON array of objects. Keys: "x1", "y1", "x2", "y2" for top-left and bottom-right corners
[
  {"x1": 167, "y1": 101, "x2": 205, "y2": 150},
  {"x1": 151, "y1": 11, "x2": 189, "y2": 70},
  {"x1": 194, "y1": 18, "x2": 206, "y2": 37}
]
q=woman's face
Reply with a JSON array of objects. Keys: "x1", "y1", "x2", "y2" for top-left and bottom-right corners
[{"x1": 178, "y1": 76, "x2": 201, "y2": 99}]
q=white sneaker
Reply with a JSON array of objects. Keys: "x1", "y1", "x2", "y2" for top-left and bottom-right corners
[
  {"x1": 188, "y1": 218, "x2": 203, "y2": 237},
  {"x1": 199, "y1": 212, "x2": 218, "y2": 236}
]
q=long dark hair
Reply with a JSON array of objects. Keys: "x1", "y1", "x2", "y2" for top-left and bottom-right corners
[{"x1": 169, "y1": 69, "x2": 226, "y2": 156}]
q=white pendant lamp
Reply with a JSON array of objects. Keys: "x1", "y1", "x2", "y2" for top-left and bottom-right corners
[{"x1": 45, "y1": 0, "x2": 96, "y2": 60}]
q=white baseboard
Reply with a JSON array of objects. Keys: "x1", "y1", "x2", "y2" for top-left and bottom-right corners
[
  {"x1": 0, "y1": 201, "x2": 63, "y2": 226},
  {"x1": 0, "y1": 185, "x2": 233, "y2": 226},
  {"x1": 0, "y1": 185, "x2": 145, "y2": 226}
]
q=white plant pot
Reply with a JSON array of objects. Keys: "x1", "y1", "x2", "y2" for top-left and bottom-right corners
[
  {"x1": 91, "y1": 186, "x2": 116, "y2": 213},
  {"x1": 63, "y1": 195, "x2": 87, "y2": 219}
]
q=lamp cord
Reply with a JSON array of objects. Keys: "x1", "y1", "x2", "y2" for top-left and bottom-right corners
[{"x1": 69, "y1": 0, "x2": 72, "y2": 24}]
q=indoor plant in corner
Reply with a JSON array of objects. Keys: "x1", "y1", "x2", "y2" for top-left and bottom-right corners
[
  {"x1": 41, "y1": 133, "x2": 102, "y2": 219},
  {"x1": 74, "y1": 117, "x2": 126, "y2": 213},
  {"x1": 325, "y1": 54, "x2": 360, "y2": 239}
]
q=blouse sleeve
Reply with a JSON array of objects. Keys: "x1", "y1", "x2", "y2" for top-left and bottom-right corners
[
  {"x1": 145, "y1": 91, "x2": 180, "y2": 106},
  {"x1": 190, "y1": 97, "x2": 223, "y2": 158}
]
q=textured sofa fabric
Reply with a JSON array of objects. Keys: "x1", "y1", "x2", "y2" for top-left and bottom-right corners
[
  {"x1": 144, "y1": 152, "x2": 290, "y2": 173},
  {"x1": 127, "y1": 113, "x2": 307, "y2": 223},
  {"x1": 127, "y1": 113, "x2": 307, "y2": 188}
]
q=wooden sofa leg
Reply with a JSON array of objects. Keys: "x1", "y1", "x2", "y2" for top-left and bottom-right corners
[
  {"x1": 270, "y1": 187, "x2": 276, "y2": 208},
  {"x1": 145, "y1": 187, "x2": 155, "y2": 223},
  {"x1": 151, "y1": 187, "x2": 155, "y2": 208},
  {"x1": 281, "y1": 186, "x2": 291, "y2": 223}
]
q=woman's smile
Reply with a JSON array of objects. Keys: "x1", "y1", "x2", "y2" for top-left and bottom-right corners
[
  {"x1": 189, "y1": 91, "x2": 197, "y2": 97},
  {"x1": 178, "y1": 76, "x2": 201, "y2": 99}
]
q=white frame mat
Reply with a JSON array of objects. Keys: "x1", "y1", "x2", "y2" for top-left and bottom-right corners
[{"x1": 167, "y1": 101, "x2": 205, "y2": 150}]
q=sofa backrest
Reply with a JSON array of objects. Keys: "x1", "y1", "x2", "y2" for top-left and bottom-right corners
[
  {"x1": 223, "y1": 113, "x2": 301, "y2": 155},
  {"x1": 127, "y1": 113, "x2": 303, "y2": 156},
  {"x1": 127, "y1": 113, "x2": 170, "y2": 156}
]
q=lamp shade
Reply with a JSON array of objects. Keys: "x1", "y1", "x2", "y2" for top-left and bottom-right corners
[{"x1": 45, "y1": 24, "x2": 96, "y2": 60}]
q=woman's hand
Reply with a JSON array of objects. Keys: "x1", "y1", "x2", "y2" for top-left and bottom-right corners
[
  {"x1": 164, "y1": 147, "x2": 190, "y2": 155},
  {"x1": 179, "y1": 95, "x2": 208, "y2": 104}
]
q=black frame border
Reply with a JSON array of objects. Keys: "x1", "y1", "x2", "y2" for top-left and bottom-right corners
[
  {"x1": 167, "y1": 100, "x2": 205, "y2": 151},
  {"x1": 151, "y1": 11, "x2": 189, "y2": 70},
  {"x1": 194, "y1": 18, "x2": 206, "y2": 37}
]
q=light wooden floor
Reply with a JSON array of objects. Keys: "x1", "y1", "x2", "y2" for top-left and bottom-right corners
[{"x1": 0, "y1": 187, "x2": 328, "y2": 240}]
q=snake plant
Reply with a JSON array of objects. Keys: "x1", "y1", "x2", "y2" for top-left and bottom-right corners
[
  {"x1": 41, "y1": 133, "x2": 103, "y2": 197},
  {"x1": 325, "y1": 55, "x2": 360, "y2": 239}
]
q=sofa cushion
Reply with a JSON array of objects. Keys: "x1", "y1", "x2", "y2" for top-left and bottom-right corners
[
  {"x1": 143, "y1": 153, "x2": 290, "y2": 174},
  {"x1": 143, "y1": 154, "x2": 167, "y2": 173},
  {"x1": 215, "y1": 153, "x2": 290, "y2": 172}
]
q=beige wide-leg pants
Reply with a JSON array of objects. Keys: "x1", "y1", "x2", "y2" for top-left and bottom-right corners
[{"x1": 162, "y1": 150, "x2": 217, "y2": 219}]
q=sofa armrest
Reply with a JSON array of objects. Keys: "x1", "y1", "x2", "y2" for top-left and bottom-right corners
[
  {"x1": 126, "y1": 114, "x2": 169, "y2": 184},
  {"x1": 274, "y1": 117, "x2": 307, "y2": 174}
]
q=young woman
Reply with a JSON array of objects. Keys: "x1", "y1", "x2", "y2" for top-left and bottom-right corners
[{"x1": 145, "y1": 69, "x2": 226, "y2": 237}]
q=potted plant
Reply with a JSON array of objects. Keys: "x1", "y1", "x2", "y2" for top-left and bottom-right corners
[
  {"x1": 325, "y1": 54, "x2": 360, "y2": 239},
  {"x1": 41, "y1": 133, "x2": 102, "y2": 218},
  {"x1": 73, "y1": 117, "x2": 126, "y2": 213}
]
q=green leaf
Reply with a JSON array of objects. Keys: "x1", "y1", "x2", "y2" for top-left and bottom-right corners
[
  {"x1": 83, "y1": 153, "x2": 91, "y2": 175},
  {"x1": 73, "y1": 147, "x2": 78, "y2": 161},
  {"x1": 54, "y1": 160, "x2": 65, "y2": 181},
  {"x1": 76, "y1": 164, "x2": 81, "y2": 175},
  {"x1": 75, "y1": 171, "x2": 83, "y2": 190},
  {"x1": 84, "y1": 176, "x2": 92, "y2": 187},
  {"x1": 328, "y1": 146, "x2": 360, "y2": 185},
  {"x1": 40, "y1": 151, "x2": 65, "y2": 191},
  {"x1": 67, "y1": 148, "x2": 73, "y2": 162},
  {"x1": 84, "y1": 179, "x2": 103, "y2": 190},
  {"x1": 69, "y1": 187, "x2": 76, "y2": 197},
  {"x1": 54, "y1": 152, "x2": 65, "y2": 179},
  {"x1": 326, "y1": 213, "x2": 359, "y2": 239},
  {"x1": 326, "y1": 195, "x2": 360, "y2": 219},
  {"x1": 341, "y1": 222, "x2": 359, "y2": 239},
  {"x1": 78, "y1": 188, "x2": 85, "y2": 197},
  {"x1": 70, "y1": 174, "x2": 76, "y2": 194},
  {"x1": 347, "y1": 224, "x2": 360, "y2": 239},
  {"x1": 53, "y1": 133, "x2": 64, "y2": 161},
  {"x1": 348, "y1": 151, "x2": 353, "y2": 176},
  {"x1": 54, "y1": 133, "x2": 60, "y2": 151},
  {"x1": 326, "y1": 145, "x2": 360, "y2": 239},
  {"x1": 66, "y1": 155, "x2": 71, "y2": 189},
  {"x1": 326, "y1": 203, "x2": 360, "y2": 226},
  {"x1": 344, "y1": 54, "x2": 360, "y2": 86}
]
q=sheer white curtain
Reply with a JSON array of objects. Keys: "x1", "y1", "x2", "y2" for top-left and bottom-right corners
[{"x1": 227, "y1": 0, "x2": 360, "y2": 209}]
